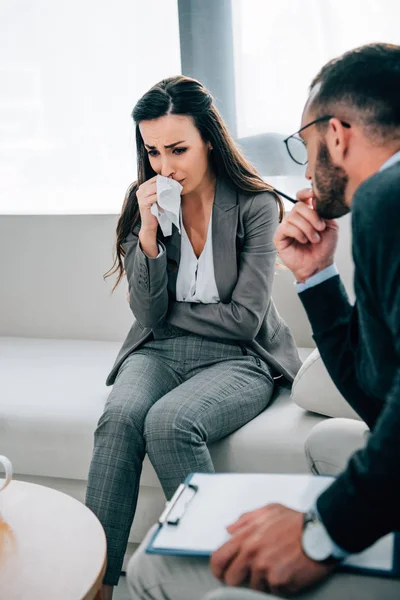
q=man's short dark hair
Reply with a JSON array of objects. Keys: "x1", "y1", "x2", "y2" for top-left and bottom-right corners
[{"x1": 310, "y1": 43, "x2": 400, "y2": 140}]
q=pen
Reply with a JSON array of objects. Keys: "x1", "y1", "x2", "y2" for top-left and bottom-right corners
[{"x1": 272, "y1": 187, "x2": 298, "y2": 204}]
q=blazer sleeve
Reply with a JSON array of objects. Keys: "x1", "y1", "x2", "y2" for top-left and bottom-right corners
[
  {"x1": 167, "y1": 192, "x2": 279, "y2": 341},
  {"x1": 299, "y1": 277, "x2": 382, "y2": 429},
  {"x1": 316, "y1": 367, "x2": 400, "y2": 553},
  {"x1": 123, "y1": 224, "x2": 169, "y2": 329}
]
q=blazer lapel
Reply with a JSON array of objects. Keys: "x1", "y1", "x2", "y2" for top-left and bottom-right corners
[
  {"x1": 162, "y1": 177, "x2": 239, "y2": 302},
  {"x1": 160, "y1": 224, "x2": 181, "y2": 297},
  {"x1": 162, "y1": 224, "x2": 181, "y2": 266},
  {"x1": 212, "y1": 178, "x2": 239, "y2": 303}
]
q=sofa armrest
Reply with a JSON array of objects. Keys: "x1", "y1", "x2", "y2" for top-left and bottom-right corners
[{"x1": 291, "y1": 349, "x2": 361, "y2": 420}]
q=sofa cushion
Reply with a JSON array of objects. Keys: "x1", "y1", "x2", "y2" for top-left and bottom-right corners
[
  {"x1": 291, "y1": 349, "x2": 361, "y2": 420},
  {"x1": 1, "y1": 337, "x2": 324, "y2": 485},
  {"x1": 211, "y1": 385, "x2": 325, "y2": 472},
  {"x1": 0, "y1": 337, "x2": 117, "y2": 480}
]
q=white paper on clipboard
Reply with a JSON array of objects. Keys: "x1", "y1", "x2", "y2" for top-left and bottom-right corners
[{"x1": 149, "y1": 473, "x2": 397, "y2": 575}]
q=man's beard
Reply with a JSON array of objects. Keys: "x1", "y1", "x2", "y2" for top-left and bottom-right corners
[{"x1": 313, "y1": 141, "x2": 350, "y2": 219}]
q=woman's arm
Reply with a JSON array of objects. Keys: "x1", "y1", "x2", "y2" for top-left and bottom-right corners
[
  {"x1": 123, "y1": 224, "x2": 169, "y2": 329},
  {"x1": 167, "y1": 192, "x2": 279, "y2": 340}
]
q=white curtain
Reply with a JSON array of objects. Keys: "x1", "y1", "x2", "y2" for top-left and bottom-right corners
[
  {"x1": 0, "y1": 0, "x2": 181, "y2": 214},
  {"x1": 232, "y1": 0, "x2": 400, "y2": 137}
]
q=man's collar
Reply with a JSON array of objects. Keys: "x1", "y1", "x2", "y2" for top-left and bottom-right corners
[{"x1": 379, "y1": 150, "x2": 400, "y2": 172}]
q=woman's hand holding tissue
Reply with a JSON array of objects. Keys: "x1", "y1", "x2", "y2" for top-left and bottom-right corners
[
  {"x1": 137, "y1": 176, "x2": 159, "y2": 232},
  {"x1": 137, "y1": 176, "x2": 159, "y2": 257}
]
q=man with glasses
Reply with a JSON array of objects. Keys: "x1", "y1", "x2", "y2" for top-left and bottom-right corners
[
  {"x1": 284, "y1": 115, "x2": 351, "y2": 168},
  {"x1": 127, "y1": 43, "x2": 400, "y2": 600}
]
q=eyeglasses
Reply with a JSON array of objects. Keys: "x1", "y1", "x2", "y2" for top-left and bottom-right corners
[{"x1": 283, "y1": 115, "x2": 350, "y2": 166}]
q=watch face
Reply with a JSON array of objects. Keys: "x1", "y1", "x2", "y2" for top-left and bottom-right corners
[{"x1": 302, "y1": 520, "x2": 333, "y2": 562}]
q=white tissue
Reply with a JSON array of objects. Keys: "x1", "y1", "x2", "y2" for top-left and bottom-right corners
[{"x1": 151, "y1": 175, "x2": 183, "y2": 237}]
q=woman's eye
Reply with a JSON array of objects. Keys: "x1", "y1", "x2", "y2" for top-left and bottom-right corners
[
  {"x1": 173, "y1": 147, "x2": 187, "y2": 155},
  {"x1": 147, "y1": 148, "x2": 186, "y2": 157}
]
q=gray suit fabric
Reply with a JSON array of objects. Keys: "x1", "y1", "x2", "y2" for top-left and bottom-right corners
[
  {"x1": 86, "y1": 336, "x2": 275, "y2": 585},
  {"x1": 86, "y1": 178, "x2": 301, "y2": 585},
  {"x1": 106, "y1": 177, "x2": 301, "y2": 386}
]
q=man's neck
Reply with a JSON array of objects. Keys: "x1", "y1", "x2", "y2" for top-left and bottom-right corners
[{"x1": 346, "y1": 145, "x2": 400, "y2": 205}]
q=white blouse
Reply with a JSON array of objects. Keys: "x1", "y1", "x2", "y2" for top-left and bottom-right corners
[{"x1": 176, "y1": 213, "x2": 220, "y2": 304}]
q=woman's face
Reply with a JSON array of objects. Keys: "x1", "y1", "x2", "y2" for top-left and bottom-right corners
[{"x1": 139, "y1": 114, "x2": 212, "y2": 194}]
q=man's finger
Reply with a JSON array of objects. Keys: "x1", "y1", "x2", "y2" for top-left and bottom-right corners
[
  {"x1": 288, "y1": 202, "x2": 326, "y2": 231},
  {"x1": 296, "y1": 187, "x2": 313, "y2": 203},
  {"x1": 227, "y1": 508, "x2": 266, "y2": 534},
  {"x1": 249, "y1": 563, "x2": 268, "y2": 592},
  {"x1": 210, "y1": 538, "x2": 240, "y2": 580},
  {"x1": 277, "y1": 222, "x2": 309, "y2": 245},
  {"x1": 229, "y1": 504, "x2": 286, "y2": 535},
  {"x1": 287, "y1": 212, "x2": 323, "y2": 244},
  {"x1": 222, "y1": 547, "x2": 252, "y2": 587},
  {"x1": 227, "y1": 517, "x2": 249, "y2": 534}
]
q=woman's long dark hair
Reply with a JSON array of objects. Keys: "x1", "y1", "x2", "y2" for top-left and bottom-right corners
[{"x1": 106, "y1": 75, "x2": 284, "y2": 289}]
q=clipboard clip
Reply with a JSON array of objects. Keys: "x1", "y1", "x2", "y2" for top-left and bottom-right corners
[{"x1": 158, "y1": 482, "x2": 199, "y2": 526}]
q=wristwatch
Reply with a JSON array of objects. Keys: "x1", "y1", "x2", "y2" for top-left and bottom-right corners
[{"x1": 302, "y1": 510, "x2": 341, "y2": 565}]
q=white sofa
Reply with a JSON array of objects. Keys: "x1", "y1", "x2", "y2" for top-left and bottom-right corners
[{"x1": 0, "y1": 213, "x2": 356, "y2": 563}]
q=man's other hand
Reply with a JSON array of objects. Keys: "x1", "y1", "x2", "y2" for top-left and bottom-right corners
[{"x1": 211, "y1": 503, "x2": 335, "y2": 596}]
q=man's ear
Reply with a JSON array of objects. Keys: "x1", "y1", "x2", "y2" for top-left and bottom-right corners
[{"x1": 325, "y1": 118, "x2": 351, "y2": 167}]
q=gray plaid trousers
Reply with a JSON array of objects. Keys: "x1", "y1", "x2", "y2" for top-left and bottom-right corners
[{"x1": 85, "y1": 334, "x2": 274, "y2": 585}]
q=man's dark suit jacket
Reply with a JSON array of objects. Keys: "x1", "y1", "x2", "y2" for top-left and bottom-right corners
[{"x1": 300, "y1": 160, "x2": 400, "y2": 552}]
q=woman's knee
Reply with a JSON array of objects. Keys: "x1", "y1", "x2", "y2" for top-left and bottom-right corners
[
  {"x1": 96, "y1": 389, "x2": 147, "y2": 440},
  {"x1": 144, "y1": 400, "x2": 197, "y2": 448}
]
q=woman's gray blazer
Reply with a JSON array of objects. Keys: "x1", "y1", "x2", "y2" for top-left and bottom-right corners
[{"x1": 106, "y1": 177, "x2": 301, "y2": 385}]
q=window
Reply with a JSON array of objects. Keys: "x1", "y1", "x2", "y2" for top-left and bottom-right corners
[
  {"x1": 3, "y1": 0, "x2": 400, "y2": 214},
  {"x1": 0, "y1": 0, "x2": 181, "y2": 214},
  {"x1": 232, "y1": 0, "x2": 400, "y2": 137}
]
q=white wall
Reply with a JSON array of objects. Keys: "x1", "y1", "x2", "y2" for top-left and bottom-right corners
[{"x1": 0, "y1": 215, "x2": 129, "y2": 341}]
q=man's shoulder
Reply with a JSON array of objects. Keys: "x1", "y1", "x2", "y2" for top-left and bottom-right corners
[{"x1": 352, "y1": 161, "x2": 400, "y2": 233}]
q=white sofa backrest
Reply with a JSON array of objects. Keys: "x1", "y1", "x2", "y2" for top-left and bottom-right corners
[{"x1": 0, "y1": 214, "x2": 354, "y2": 346}]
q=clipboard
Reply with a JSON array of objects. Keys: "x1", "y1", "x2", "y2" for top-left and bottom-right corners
[{"x1": 146, "y1": 473, "x2": 400, "y2": 578}]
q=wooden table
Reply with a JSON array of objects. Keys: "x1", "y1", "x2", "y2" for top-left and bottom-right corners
[{"x1": 0, "y1": 480, "x2": 106, "y2": 599}]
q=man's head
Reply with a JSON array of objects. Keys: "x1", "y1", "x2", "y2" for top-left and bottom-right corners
[{"x1": 299, "y1": 43, "x2": 400, "y2": 219}]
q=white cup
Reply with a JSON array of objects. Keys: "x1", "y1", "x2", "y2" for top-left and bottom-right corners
[{"x1": 0, "y1": 455, "x2": 13, "y2": 492}]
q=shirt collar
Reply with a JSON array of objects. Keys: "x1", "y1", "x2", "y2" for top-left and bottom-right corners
[{"x1": 379, "y1": 150, "x2": 400, "y2": 172}]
